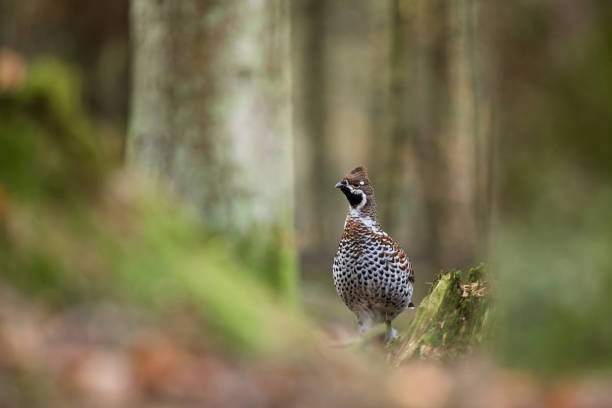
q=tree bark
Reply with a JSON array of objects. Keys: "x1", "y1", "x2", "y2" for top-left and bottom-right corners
[
  {"x1": 383, "y1": 0, "x2": 492, "y2": 274},
  {"x1": 393, "y1": 265, "x2": 488, "y2": 364},
  {"x1": 291, "y1": 0, "x2": 392, "y2": 276},
  {"x1": 291, "y1": 0, "x2": 330, "y2": 255},
  {"x1": 128, "y1": 0, "x2": 296, "y2": 298}
]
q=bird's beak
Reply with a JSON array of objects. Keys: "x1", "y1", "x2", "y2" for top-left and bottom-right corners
[{"x1": 335, "y1": 181, "x2": 345, "y2": 189}]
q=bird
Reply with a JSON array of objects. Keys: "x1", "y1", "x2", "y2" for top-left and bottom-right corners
[{"x1": 333, "y1": 166, "x2": 414, "y2": 341}]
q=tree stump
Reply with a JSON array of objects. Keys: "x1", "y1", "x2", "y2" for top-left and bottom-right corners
[{"x1": 393, "y1": 265, "x2": 489, "y2": 365}]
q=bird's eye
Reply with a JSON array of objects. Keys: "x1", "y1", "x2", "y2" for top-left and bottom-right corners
[{"x1": 352, "y1": 182, "x2": 361, "y2": 187}]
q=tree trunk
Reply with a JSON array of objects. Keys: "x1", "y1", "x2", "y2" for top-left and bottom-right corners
[
  {"x1": 291, "y1": 0, "x2": 330, "y2": 259},
  {"x1": 291, "y1": 0, "x2": 391, "y2": 277},
  {"x1": 384, "y1": 0, "x2": 492, "y2": 276},
  {"x1": 128, "y1": 0, "x2": 296, "y2": 298},
  {"x1": 393, "y1": 265, "x2": 488, "y2": 364},
  {"x1": 372, "y1": 0, "x2": 417, "y2": 250},
  {"x1": 442, "y1": 0, "x2": 479, "y2": 268}
]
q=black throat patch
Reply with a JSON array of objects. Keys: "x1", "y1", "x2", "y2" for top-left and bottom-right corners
[{"x1": 340, "y1": 186, "x2": 364, "y2": 208}]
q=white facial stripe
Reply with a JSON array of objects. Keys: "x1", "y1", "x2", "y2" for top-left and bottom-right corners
[
  {"x1": 349, "y1": 191, "x2": 367, "y2": 218},
  {"x1": 359, "y1": 181, "x2": 364, "y2": 185},
  {"x1": 356, "y1": 192, "x2": 366, "y2": 209}
]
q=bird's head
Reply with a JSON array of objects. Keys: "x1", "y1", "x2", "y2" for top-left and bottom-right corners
[{"x1": 335, "y1": 166, "x2": 376, "y2": 217}]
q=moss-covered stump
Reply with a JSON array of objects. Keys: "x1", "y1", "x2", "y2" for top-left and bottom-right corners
[{"x1": 393, "y1": 265, "x2": 489, "y2": 364}]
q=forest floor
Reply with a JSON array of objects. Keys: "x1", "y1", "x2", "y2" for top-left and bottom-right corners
[{"x1": 2, "y1": 283, "x2": 612, "y2": 408}]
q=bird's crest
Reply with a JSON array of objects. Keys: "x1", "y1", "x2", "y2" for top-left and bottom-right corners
[
  {"x1": 345, "y1": 166, "x2": 369, "y2": 183},
  {"x1": 341, "y1": 165, "x2": 375, "y2": 203}
]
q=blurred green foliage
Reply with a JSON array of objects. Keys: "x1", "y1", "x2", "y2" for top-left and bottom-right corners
[
  {"x1": 494, "y1": 192, "x2": 612, "y2": 372},
  {"x1": 0, "y1": 58, "x2": 106, "y2": 202},
  {"x1": 490, "y1": 0, "x2": 612, "y2": 372},
  {"x1": 0, "y1": 59, "x2": 303, "y2": 354}
]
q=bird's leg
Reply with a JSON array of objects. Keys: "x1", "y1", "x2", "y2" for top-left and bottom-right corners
[
  {"x1": 384, "y1": 322, "x2": 398, "y2": 342},
  {"x1": 384, "y1": 312, "x2": 398, "y2": 342},
  {"x1": 358, "y1": 319, "x2": 369, "y2": 334}
]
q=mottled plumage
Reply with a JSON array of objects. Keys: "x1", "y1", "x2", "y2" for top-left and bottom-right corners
[{"x1": 333, "y1": 166, "x2": 414, "y2": 340}]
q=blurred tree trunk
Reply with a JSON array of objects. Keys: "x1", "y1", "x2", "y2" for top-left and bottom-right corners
[
  {"x1": 445, "y1": 0, "x2": 494, "y2": 266},
  {"x1": 128, "y1": 0, "x2": 296, "y2": 299},
  {"x1": 372, "y1": 0, "x2": 418, "y2": 252},
  {"x1": 380, "y1": 0, "x2": 452, "y2": 275},
  {"x1": 292, "y1": 0, "x2": 392, "y2": 277},
  {"x1": 443, "y1": 0, "x2": 489, "y2": 268},
  {"x1": 291, "y1": 0, "x2": 330, "y2": 262},
  {"x1": 385, "y1": 0, "x2": 491, "y2": 272}
]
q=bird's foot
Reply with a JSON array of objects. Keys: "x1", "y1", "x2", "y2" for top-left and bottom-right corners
[{"x1": 384, "y1": 325, "x2": 398, "y2": 342}]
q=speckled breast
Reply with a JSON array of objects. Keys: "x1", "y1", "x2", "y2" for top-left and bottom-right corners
[{"x1": 333, "y1": 217, "x2": 414, "y2": 320}]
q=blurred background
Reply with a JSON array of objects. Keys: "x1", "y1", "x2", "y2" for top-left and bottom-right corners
[{"x1": 1, "y1": 0, "x2": 612, "y2": 407}]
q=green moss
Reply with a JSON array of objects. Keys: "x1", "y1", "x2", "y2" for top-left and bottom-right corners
[
  {"x1": 0, "y1": 58, "x2": 106, "y2": 203},
  {"x1": 233, "y1": 225, "x2": 298, "y2": 304},
  {"x1": 393, "y1": 265, "x2": 489, "y2": 364}
]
